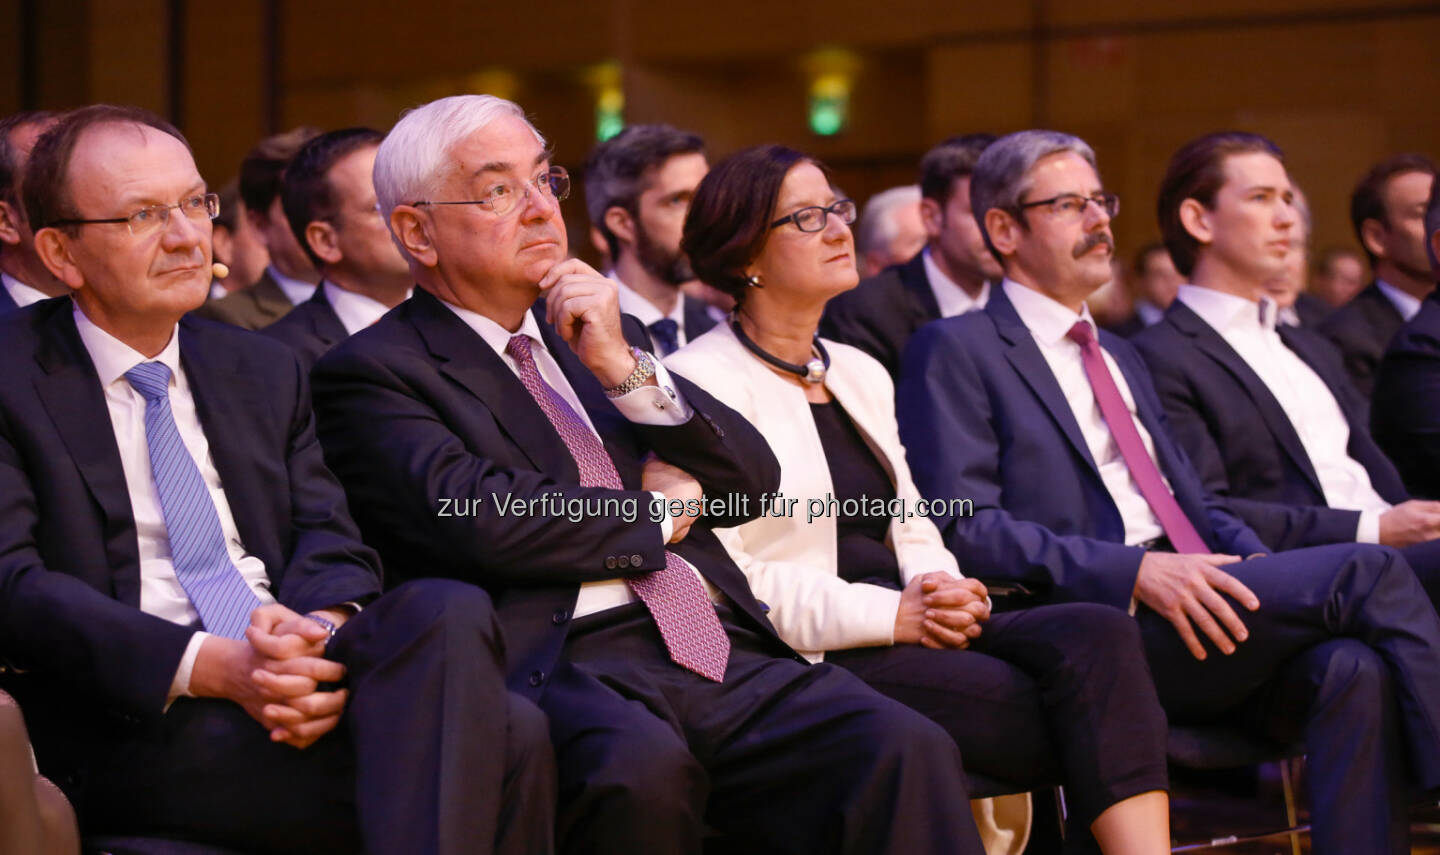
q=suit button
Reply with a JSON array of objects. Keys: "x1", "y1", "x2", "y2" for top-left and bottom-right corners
[
  {"x1": 617, "y1": 555, "x2": 631, "y2": 569},
  {"x1": 551, "y1": 608, "x2": 569, "y2": 625},
  {"x1": 630, "y1": 553, "x2": 643, "y2": 565},
  {"x1": 528, "y1": 670, "x2": 545, "y2": 687},
  {"x1": 605, "y1": 556, "x2": 618, "y2": 570},
  {"x1": 757, "y1": 600, "x2": 771, "y2": 614}
]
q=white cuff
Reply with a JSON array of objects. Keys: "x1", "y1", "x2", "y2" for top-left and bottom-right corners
[
  {"x1": 1356, "y1": 509, "x2": 1382, "y2": 544},
  {"x1": 651, "y1": 490, "x2": 673, "y2": 543},
  {"x1": 166, "y1": 631, "x2": 210, "y2": 710},
  {"x1": 611, "y1": 359, "x2": 691, "y2": 425}
]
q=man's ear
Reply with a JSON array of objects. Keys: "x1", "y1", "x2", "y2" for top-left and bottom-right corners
[
  {"x1": 602, "y1": 206, "x2": 636, "y2": 252},
  {"x1": 304, "y1": 220, "x2": 342, "y2": 267},
  {"x1": 984, "y1": 208, "x2": 1019, "y2": 257},
  {"x1": 1178, "y1": 198, "x2": 1213, "y2": 248},
  {"x1": 1360, "y1": 217, "x2": 1389, "y2": 261},
  {"x1": 389, "y1": 206, "x2": 436, "y2": 268},
  {"x1": 0, "y1": 200, "x2": 23, "y2": 247},
  {"x1": 919, "y1": 197, "x2": 943, "y2": 242},
  {"x1": 31, "y1": 227, "x2": 84, "y2": 291},
  {"x1": 1429, "y1": 228, "x2": 1440, "y2": 272}
]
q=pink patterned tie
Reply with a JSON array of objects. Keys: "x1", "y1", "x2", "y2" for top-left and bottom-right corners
[
  {"x1": 1065, "y1": 321, "x2": 1209, "y2": 554},
  {"x1": 505, "y1": 335, "x2": 730, "y2": 681}
]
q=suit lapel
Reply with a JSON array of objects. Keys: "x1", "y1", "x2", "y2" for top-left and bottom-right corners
[
  {"x1": 252, "y1": 273, "x2": 298, "y2": 324},
  {"x1": 309, "y1": 286, "x2": 348, "y2": 348},
  {"x1": 33, "y1": 304, "x2": 141, "y2": 603},
  {"x1": 409, "y1": 291, "x2": 578, "y2": 480},
  {"x1": 0, "y1": 283, "x2": 17, "y2": 313},
  {"x1": 897, "y1": 252, "x2": 941, "y2": 324},
  {"x1": 988, "y1": 290, "x2": 1101, "y2": 478},
  {"x1": 1168, "y1": 304, "x2": 1324, "y2": 496}
]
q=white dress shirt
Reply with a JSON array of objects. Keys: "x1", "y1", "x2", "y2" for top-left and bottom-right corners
[
  {"x1": 611, "y1": 274, "x2": 689, "y2": 353},
  {"x1": 2, "y1": 273, "x2": 51, "y2": 308},
  {"x1": 325, "y1": 281, "x2": 408, "y2": 335},
  {"x1": 1004, "y1": 279, "x2": 1166, "y2": 546},
  {"x1": 266, "y1": 265, "x2": 317, "y2": 307},
  {"x1": 438, "y1": 299, "x2": 719, "y2": 617},
  {"x1": 1376, "y1": 279, "x2": 1424, "y2": 322},
  {"x1": 1176, "y1": 285, "x2": 1390, "y2": 542},
  {"x1": 73, "y1": 304, "x2": 278, "y2": 699},
  {"x1": 923, "y1": 247, "x2": 991, "y2": 318}
]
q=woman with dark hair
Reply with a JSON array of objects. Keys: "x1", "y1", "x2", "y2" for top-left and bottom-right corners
[{"x1": 667, "y1": 145, "x2": 1173, "y2": 853}]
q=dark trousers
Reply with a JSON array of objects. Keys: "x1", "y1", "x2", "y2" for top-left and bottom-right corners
[
  {"x1": 1136, "y1": 543, "x2": 1440, "y2": 855},
  {"x1": 829, "y1": 602, "x2": 1169, "y2": 830},
  {"x1": 545, "y1": 602, "x2": 980, "y2": 855},
  {"x1": 1401, "y1": 538, "x2": 1440, "y2": 607},
  {"x1": 77, "y1": 580, "x2": 556, "y2": 855}
]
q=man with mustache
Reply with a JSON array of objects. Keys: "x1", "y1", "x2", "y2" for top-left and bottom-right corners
[
  {"x1": 1129, "y1": 133, "x2": 1440, "y2": 589},
  {"x1": 583, "y1": 124, "x2": 718, "y2": 357},
  {"x1": 0, "y1": 104, "x2": 555, "y2": 854},
  {"x1": 897, "y1": 129, "x2": 1440, "y2": 855}
]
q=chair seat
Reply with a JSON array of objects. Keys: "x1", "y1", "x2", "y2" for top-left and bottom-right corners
[
  {"x1": 1167, "y1": 723, "x2": 1303, "y2": 770},
  {"x1": 85, "y1": 836, "x2": 258, "y2": 855}
]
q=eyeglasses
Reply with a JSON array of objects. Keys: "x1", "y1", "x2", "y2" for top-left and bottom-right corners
[
  {"x1": 50, "y1": 193, "x2": 220, "y2": 237},
  {"x1": 770, "y1": 199, "x2": 857, "y2": 233},
  {"x1": 412, "y1": 166, "x2": 570, "y2": 218},
  {"x1": 1017, "y1": 192, "x2": 1120, "y2": 220}
]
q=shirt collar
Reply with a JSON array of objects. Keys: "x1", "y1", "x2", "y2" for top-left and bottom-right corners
[
  {"x1": 323, "y1": 280, "x2": 407, "y2": 335},
  {"x1": 72, "y1": 301, "x2": 182, "y2": 388},
  {"x1": 266, "y1": 265, "x2": 318, "y2": 307},
  {"x1": 922, "y1": 246, "x2": 990, "y2": 316},
  {"x1": 2, "y1": 273, "x2": 54, "y2": 308},
  {"x1": 1375, "y1": 279, "x2": 1424, "y2": 322},
  {"x1": 1002, "y1": 278, "x2": 1097, "y2": 346},
  {"x1": 610, "y1": 273, "x2": 683, "y2": 328},
  {"x1": 1176, "y1": 284, "x2": 1276, "y2": 335},
  {"x1": 437, "y1": 297, "x2": 547, "y2": 362}
]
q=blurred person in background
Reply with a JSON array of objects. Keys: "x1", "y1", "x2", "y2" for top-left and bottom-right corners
[
  {"x1": 0, "y1": 111, "x2": 63, "y2": 314},
  {"x1": 1130, "y1": 242, "x2": 1182, "y2": 327},
  {"x1": 1311, "y1": 246, "x2": 1366, "y2": 307},
  {"x1": 855, "y1": 184, "x2": 926, "y2": 277},
  {"x1": 207, "y1": 178, "x2": 269, "y2": 299}
]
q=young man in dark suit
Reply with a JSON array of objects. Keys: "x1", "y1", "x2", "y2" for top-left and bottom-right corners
[
  {"x1": 1130, "y1": 132, "x2": 1440, "y2": 590},
  {"x1": 0, "y1": 104, "x2": 553, "y2": 855},
  {"x1": 312, "y1": 94, "x2": 981, "y2": 855},
  {"x1": 821, "y1": 134, "x2": 1000, "y2": 378},
  {"x1": 261, "y1": 128, "x2": 412, "y2": 370},
  {"x1": 1318, "y1": 154, "x2": 1437, "y2": 397},
  {"x1": 1374, "y1": 177, "x2": 1440, "y2": 500},
  {"x1": 897, "y1": 129, "x2": 1440, "y2": 855}
]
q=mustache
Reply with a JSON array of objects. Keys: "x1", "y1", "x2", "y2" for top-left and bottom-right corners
[
  {"x1": 1073, "y1": 232, "x2": 1114, "y2": 258},
  {"x1": 153, "y1": 252, "x2": 207, "y2": 274}
]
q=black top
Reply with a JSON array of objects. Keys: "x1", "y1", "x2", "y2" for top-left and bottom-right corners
[{"x1": 809, "y1": 399, "x2": 900, "y2": 588}]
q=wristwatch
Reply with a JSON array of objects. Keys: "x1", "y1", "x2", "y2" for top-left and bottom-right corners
[
  {"x1": 603, "y1": 347, "x2": 657, "y2": 398},
  {"x1": 304, "y1": 613, "x2": 339, "y2": 651}
]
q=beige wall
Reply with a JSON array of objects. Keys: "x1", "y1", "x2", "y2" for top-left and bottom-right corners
[{"x1": 5, "y1": 0, "x2": 1437, "y2": 263}]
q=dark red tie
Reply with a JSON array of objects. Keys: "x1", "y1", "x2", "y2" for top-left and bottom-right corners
[
  {"x1": 506, "y1": 334, "x2": 730, "y2": 681},
  {"x1": 1065, "y1": 321, "x2": 1209, "y2": 554}
]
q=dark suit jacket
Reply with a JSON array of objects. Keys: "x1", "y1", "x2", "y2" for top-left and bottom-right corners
[
  {"x1": 0, "y1": 299, "x2": 381, "y2": 781},
  {"x1": 192, "y1": 270, "x2": 302, "y2": 330},
  {"x1": 0, "y1": 282, "x2": 17, "y2": 316},
  {"x1": 1374, "y1": 292, "x2": 1440, "y2": 499},
  {"x1": 310, "y1": 288, "x2": 795, "y2": 699},
  {"x1": 1292, "y1": 292, "x2": 1332, "y2": 329},
  {"x1": 681, "y1": 294, "x2": 720, "y2": 341},
  {"x1": 259, "y1": 284, "x2": 349, "y2": 372},
  {"x1": 1131, "y1": 301, "x2": 1409, "y2": 551},
  {"x1": 820, "y1": 252, "x2": 940, "y2": 379},
  {"x1": 1317, "y1": 282, "x2": 1406, "y2": 398},
  {"x1": 895, "y1": 287, "x2": 1269, "y2": 609}
]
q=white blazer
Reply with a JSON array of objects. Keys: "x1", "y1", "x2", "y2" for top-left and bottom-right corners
[{"x1": 665, "y1": 321, "x2": 964, "y2": 662}]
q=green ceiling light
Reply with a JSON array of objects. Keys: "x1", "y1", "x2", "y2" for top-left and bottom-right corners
[
  {"x1": 588, "y1": 62, "x2": 625, "y2": 141},
  {"x1": 803, "y1": 49, "x2": 859, "y2": 138}
]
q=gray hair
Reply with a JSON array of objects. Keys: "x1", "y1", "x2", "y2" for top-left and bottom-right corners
[
  {"x1": 970, "y1": 130, "x2": 1098, "y2": 257},
  {"x1": 856, "y1": 184, "x2": 921, "y2": 260},
  {"x1": 373, "y1": 94, "x2": 546, "y2": 220}
]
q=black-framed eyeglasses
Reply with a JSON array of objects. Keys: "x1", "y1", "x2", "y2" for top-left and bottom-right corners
[
  {"x1": 770, "y1": 199, "x2": 857, "y2": 233},
  {"x1": 1017, "y1": 192, "x2": 1120, "y2": 220},
  {"x1": 412, "y1": 166, "x2": 570, "y2": 218},
  {"x1": 49, "y1": 193, "x2": 220, "y2": 237}
]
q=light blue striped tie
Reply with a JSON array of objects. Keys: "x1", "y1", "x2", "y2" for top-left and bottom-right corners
[{"x1": 125, "y1": 362, "x2": 261, "y2": 640}]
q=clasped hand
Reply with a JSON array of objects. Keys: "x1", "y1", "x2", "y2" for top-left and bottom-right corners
[{"x1": 895, "y1": 573, "x2": 990, "y2": 649}]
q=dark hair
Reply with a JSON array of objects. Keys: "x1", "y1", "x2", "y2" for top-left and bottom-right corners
[
  {"x1": 683, "y1": 144, "x2": 822, "y2": 304},
  {"x1": 1156, "y1": 131, "x2": 1283, "y2": 277},
  {"x1": 1132, "y1": 241, "x2": 1170, "y2": 278},
  {"x1": 239, "y1": 125, "x2": 321, "y2": 216},
  {"x1": 918, "y1": 133, "x2": 997, "y2": 204},
  {"x1": 22, "y1": 104, "x2": 190, "y2": 232},
  {"x1": 213, "y1": 177, "x2": 241, "y2": 231},
  {"x1": 1350, "y1": 153, "x2": 1437, "y2": 266},
  {"x1": 583, "y1": 123, "x2": 705, "y2": 259},
  {"x1": 0, "y1": 110, "x2": 59, "y2": 205},
  {"x1": 281, "y1": 127, "x2": 384, "y2": 268}
]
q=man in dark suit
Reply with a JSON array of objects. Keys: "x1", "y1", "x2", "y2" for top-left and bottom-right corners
[
  {"x1": 897, "y1": 129, "x2": 1440, "y2": 855},
  {"x1": 1131, "y1": 132, "x2": 1440, "y2": 589},
  {"x1": 1, "y1": 105, "x2": 553, "y2": 855},
  {"x1": 313, "y1": 94, "x2": 980, "y2": 855},
  {"x1": 1318, "y1": 154, "x2": 1437, "y2": 397},
  {"x1": 0, "y1": 111, "x2": 65, "y2": 314},
  {"x1": 583, "y1": 124, "x2": 719, "y2": 356},
  {"x1": 821, "y1": 134, "x2": 1000, "y2": 378},
  {"x1": 1374, "y1": 177, "x2": 1440, "y2": 499},
  {"x1": 194, "y1": 127, "x2": 322, "y2": 329},
  {"x1": 261, "y1": 128, "x2": 412, "y2": 370}
]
